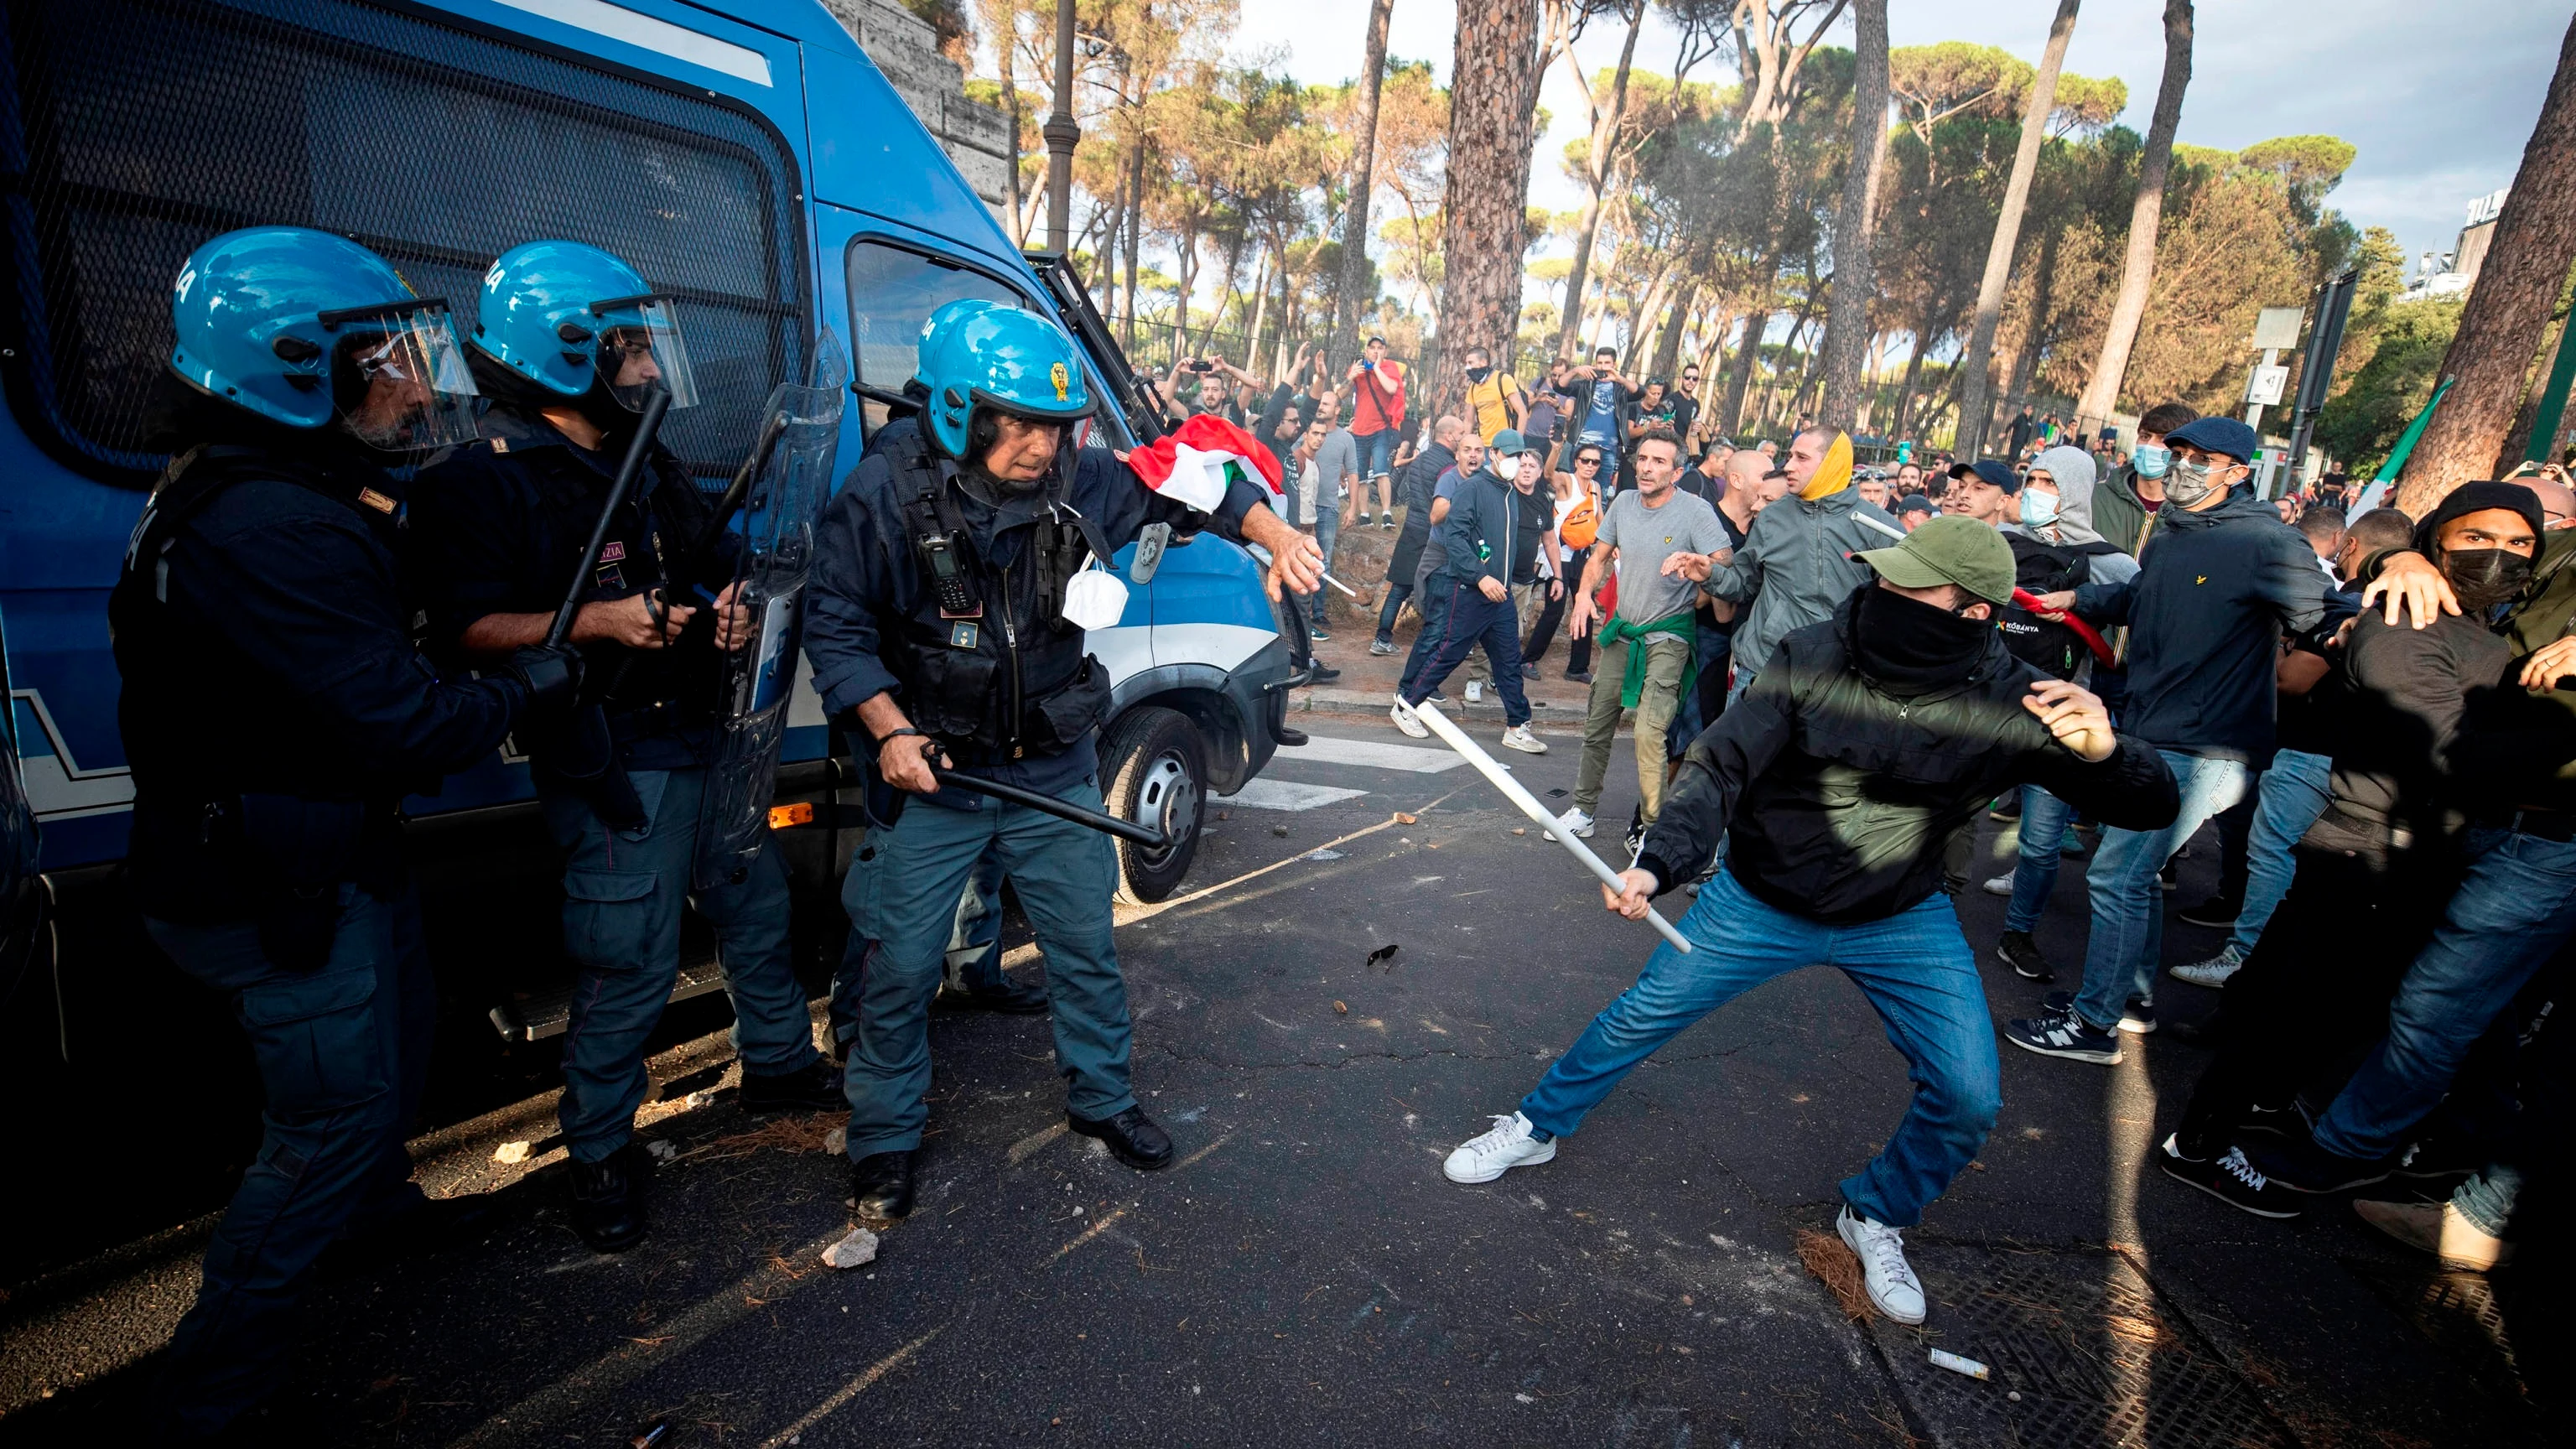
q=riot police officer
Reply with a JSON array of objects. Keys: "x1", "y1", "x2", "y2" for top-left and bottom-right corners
[
  {"x1": 410, "y1": 241, "x2": 841, "y2": 1254},
  {"x1": 805, "y1": 299, "x2": 1321, "y2": 1224},
  {"x1": 113, "y1": 226, "x2": 577, "y2": 1436}
]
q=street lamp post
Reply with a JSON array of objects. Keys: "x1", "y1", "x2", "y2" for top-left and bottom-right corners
[{"x1": 1043, "y1": 0, "x2": 1078, "y2": 256}]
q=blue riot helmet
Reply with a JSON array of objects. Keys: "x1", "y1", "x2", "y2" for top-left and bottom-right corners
[
  {"x1": 169, "y1": 226, "x2": 481, "y2": 453},
  {"x1": 473, "y1": 240, "x2": 700, "y2": 412},
  {"x1": 914, "y1": 298, "x2": 1093, "y2": 460}
]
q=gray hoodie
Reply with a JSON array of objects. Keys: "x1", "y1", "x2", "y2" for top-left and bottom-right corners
[{"x1": 2031, "y1": 444, "x2": 2137, "y2": 584}]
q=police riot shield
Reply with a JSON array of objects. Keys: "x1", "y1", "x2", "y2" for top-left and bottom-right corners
[{"x1": 693, "y1": 329, "x2": 848, "y2": 891}]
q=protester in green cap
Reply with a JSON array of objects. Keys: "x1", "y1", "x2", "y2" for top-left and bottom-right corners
[{"x1": 1441, "y1": 512, "x2": 2179, "y2": 1330}]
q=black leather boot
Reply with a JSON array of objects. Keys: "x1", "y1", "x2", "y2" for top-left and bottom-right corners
[
  {"x1": 936, "y1": 974, "x2": 1050, "y2": 1015},
  {"x1": 569, "y1": 1148, "x2": 648, "y2": 1253},
  {"x1": 849, "y1": 1149, "x2": 917, "y2": 1224},
  {"x1": 739, "y1": 1057, "x2": 846, "y2": 1114},
  {"x1": 1067, "y1": 1106, "x2": 1175, "y2": 1171}
]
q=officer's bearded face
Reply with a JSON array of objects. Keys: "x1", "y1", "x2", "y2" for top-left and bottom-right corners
[{"x1": 978, "y1": 413, "x2": 1064, "y2": 490}]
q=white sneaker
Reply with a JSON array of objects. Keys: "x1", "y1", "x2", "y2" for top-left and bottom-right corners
[
  {"x1": 2169, "y1": 944, "x2": 2244, "y2": 989},
  {"x1": 1499, "y1": 724, "x2": 1547, "y2": 754},
  {"x1": 1442, "y1": 1111, "x2": 1556, "y2": 1183},
  {"x1": 1836, "y1": 1206, "x2": 1927, "y2": 1325},
  {"x1": 1389, "y1": 695, "x2": 1430, "y2": 739},
  {"x1": 1465, "y1": 681, "x2": 1485, "y2": 704},
  {"x1": 1544, "y1": 806, "x2": 1596, "y2": 843},
  {"x1": 1981, "y1": 872, "x2": 2014, "y2": 897}
]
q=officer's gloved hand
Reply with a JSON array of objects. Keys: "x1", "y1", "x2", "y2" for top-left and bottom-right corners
[{"x1": 506, "y1": 644, "x2": 584, "y2": 727}]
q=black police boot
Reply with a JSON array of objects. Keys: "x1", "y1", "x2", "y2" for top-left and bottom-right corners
[
  {"x1": 937, "y1": 973, "x2": 1051, "y2": 1015},
  {"x1": 739, "y1": 1057, "x2": 846, "y2": 1114},
  {"x1": 849, "y1": 1150, "x2": 917, "y2": 1225},
  {"x1": 1067, "y1": 1105, "x2": 1176, "y2": 1171},
  {"x1": 568, "y1": 1148, "x2": 649, "y2": 1254}
]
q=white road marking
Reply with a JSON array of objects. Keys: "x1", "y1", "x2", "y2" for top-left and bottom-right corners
[
  {"x1": 1275, "y1": 735, "x2": 1466, "y2": 774},
  {"x1": 1223, "y1": 779, "x2": 1368, "y2": 812}
]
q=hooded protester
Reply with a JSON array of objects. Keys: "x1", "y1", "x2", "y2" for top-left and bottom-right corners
[
  {"x1": 1438, "y1": 517, "x2": 2179, "y2": 1328},
  {"x1": 2159, "y1": 481, "x2": 2559, "y2": 1218},
  {"x1": 1704, "y1": 427, "x2": 1905, "y2": 694}
]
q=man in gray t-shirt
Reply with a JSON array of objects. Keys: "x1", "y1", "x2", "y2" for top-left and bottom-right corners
[
  {"x1": 1308, "y1": 423, "x2": 1359, "y2": 631},
  {"x1": 1555, "y1": 429, "x2": 1725, "y2": 844}
]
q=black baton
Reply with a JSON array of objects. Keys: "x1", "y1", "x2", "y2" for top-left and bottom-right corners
[
  {"x1": 545, "y1": 386, "x2": 673, "y2": 650},
  {"x1": 931, "y1": 766, "x2": 1170, "y2": 850},
  {"x1": 601, "y1": 405, "x2": 791, "y2": 698}
]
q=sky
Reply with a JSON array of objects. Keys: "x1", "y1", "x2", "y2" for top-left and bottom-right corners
[{"x1": 1223, "y1": 0, "x2": 2569, "y2": 275}]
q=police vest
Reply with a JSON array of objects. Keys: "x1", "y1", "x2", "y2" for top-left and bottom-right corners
[
  {"x1": 886, "y1": 437, "x2": 1113, "y2": 759},
  {"x1": 109, "y1": 443, "x2": 408, "y2": 929}
]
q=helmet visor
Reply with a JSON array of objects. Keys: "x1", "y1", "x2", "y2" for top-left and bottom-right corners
[
  {"x1": 329, "y1": 303, "x2": 481, "y2": 453},
  {"x1": 591, "y1": 294, "x2": 699, "y2": 412}
]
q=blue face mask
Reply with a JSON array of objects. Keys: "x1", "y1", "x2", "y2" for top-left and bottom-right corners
[
  {"x1": 2021, "y1": 490, "x2": 2060, "y2": 529},
  {"x1": 2132, "y1": 443, "x2": 2172, "y2": 479}
]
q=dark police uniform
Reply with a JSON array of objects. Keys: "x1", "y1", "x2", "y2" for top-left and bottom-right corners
[
  {"x1": 804, "y1": 432, "x2": 1269, "y2": 1159},
  {"x1": 114, "y1": 437, "x2": 527, "y2": 1431},
  {"x1": 411, "y1": 408, "x2": 826, "y2": 1166}
]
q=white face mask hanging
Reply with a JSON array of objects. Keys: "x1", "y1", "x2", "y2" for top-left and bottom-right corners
[{"x1": 1060, "y1": 552, "x2": 1130, "y2": 631}]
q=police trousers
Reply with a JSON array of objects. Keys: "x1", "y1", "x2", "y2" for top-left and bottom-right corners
[
  {"x1": 145, "y1": 883, "x2": 432, "y2": 1434},
  {"x1": 542, "y1": 766, "x2": 820, "y2": 1163},
  {"x1": 837, "y1": 779, "x2": 1139, "y2": 1158}
]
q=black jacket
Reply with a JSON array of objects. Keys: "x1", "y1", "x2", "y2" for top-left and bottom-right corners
[
  {"x1": 2305, "y1": 609, "x2": 2516, "y2": 862},
  {"x1": 1638, "y1": 598, "x2": 2180, "y2": 926},
  {"x1": 1387, "y1": 439, "x2": 1456, "y2": 585},
  {"x1": 2070, "y1": 485, "x2": 2327, "y2": 764}
]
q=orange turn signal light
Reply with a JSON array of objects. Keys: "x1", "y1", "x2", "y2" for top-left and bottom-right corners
[{"x1": 767, "y1": 802, "x2": 814, "y2": 828}]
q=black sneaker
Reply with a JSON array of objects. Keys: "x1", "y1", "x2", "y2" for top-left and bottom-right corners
[
  {"x1": 1306, "y1": 664, "x2": 1343, "y2": 683},
  {"x1": 567, "y1": 1145, "x2": 652, "y2": 1252},
  {"x1": 2005, "y1": 1006, "x2": 2122, "y2": 1064},
  {"x1": 2238, "y1": 1098, "x2": 2314, "y2": 1140},
  {"x1": 739, "y1": 1057, "x2": 847, "y2": 1114},
  {"x1": 1424, "y1": 689, "x2": 1449, "y2": 705},
  {"x1": 1562, "y1": 670, "x2": 1593, "y2": 683},
  {"x1": 1996, "y1": 930, "x2": 2054, "y2": 982},
  {"x1": 2042, "y1": 989, "x2": 2155, "y2": 1033},
  {"x1": 2394, "y1": 1135, "x2": 2482, "y2": 1184},
  {"x1": 2177, "y1": 896, "x2": 2241, "y2": 929},
  {"x1": 2158, "y1": 1135, "x2": 2302, "y2": 1218},
  {"x1": 1520, "y1": 662, "x2": 1540, "y2": 678},
  {"x1": 2241, "y1": 1132, "x2": 2398, "y2": 1193}
]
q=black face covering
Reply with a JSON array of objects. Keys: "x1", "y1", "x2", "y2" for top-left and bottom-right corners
[
  {"x1": 2442, "y1": 548, "x2": 2534, "y2": 611},
  {"x1": 1467, "y1": 366, "x2": 1492, "y2": 382},
  {"x1": 1852, "y1": 584, "x2": 1992, "y2": 696}
]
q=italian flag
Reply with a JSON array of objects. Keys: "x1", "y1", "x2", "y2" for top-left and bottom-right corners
[{"x1": 1124, "y1": 413, "x2": 1284, "y2": 513}]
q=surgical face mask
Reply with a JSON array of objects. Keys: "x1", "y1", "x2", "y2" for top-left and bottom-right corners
[
  {"x1": 2132, "y1": 443, "x2": 2172, "y2": 479},
  {"x1": 2443, "y1": 548, "x2": 2534, "y2": 611},
  {"x1": 2020, "y1": 490, "x2": 2060, "y2": 529},
  {"x1": 2162, "y1": 456, "x2": 2223, "y2": 508},
  {"x1": 1061, "y1": 555, "x2": 1130, "y2": 630}
]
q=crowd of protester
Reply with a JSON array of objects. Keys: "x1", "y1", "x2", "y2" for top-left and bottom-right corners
[{"x1": 1150, "y1": 336, "x2": 2573, "y2": 1281}]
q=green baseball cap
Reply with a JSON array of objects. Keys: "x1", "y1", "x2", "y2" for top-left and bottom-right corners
[
  {"x1": 1857, "y1": 515, "x2": 2016, "y2": 607},
  {"x1": 1488, "y1": 428, "x2": 1530, "y2": 458}
]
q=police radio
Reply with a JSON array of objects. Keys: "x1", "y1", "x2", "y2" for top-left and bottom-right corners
[{"x1": 919, "y1": 529, "x2": 979, "y2": 616}]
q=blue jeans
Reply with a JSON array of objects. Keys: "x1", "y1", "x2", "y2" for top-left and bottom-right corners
[
  {"x1": 2313, "y1": 826, "x2": 2576, "y2": 1159},
  {"x1": 2449, "y1": 985, "x2": 2568, "y2": 1239},
  {"x1": 2075, "y1": 750, "x2": 2249, "y2": 1031},
  {"x1": 1308, "y1": 510, "x2": 1338, "y2": 626},
  {"x1": 1518, "y1": 868, "x2": 2000, "y2": 1228},
  {"x1": 543, "y1": 766, "x2": 819, "y2": 1162},
  {"x1": 1398, "y1": 579, "x2": 1452, "y2": 696},
  {"x1": 1376, "y1": 579, "x2": 1414, "y2": 645},
  {"x1": 1402, "y1": 575, "x2": 1530, "y2": 726},
  {"x1": 146, "y1": 884, "x2": 432, "y2": 1434},
  {"x1": 2002, "y1": 784, "x2": 2079, "y2": 933},
  {"x1": 2227, "y1": 749, "x2": 2333, "y2": 957},
  {"x1": 838, "y1": 777, "x2": 1138, "y2": 1156}
]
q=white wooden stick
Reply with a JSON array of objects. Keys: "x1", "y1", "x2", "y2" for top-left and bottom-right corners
[
  {"x1": 1410, "y1": 701, "x2": 1693, "y2": 953},
  {"x1": 1321, "y1": 570, "x2": 1362, "y2": 599}
]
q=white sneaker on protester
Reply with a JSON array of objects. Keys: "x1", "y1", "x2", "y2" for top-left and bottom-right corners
[
  {"x1": 2170, "y1": 944, "x2": 2245, "y2": 989},
  {"x1": 1389, "y1": 694, "x2": 1430, "y2": 739},
  {"x1": 1544, "y1": 806, "x2": 1596, "y2": 843},
  {"x1": 1465, "y1": 681, "x2": 1485, "y2": 704},
  {"x1": 1499, "y1": 724, "x2": 1548, "y2": 754},
  {"x1": 1443, "y1": 1112, "x2": 1556, "y2": 1183},
  {"x1": 1981, "y1": 872, "x2": 2014, "y2": 897},
  {"x1": 1836, "y1": 1206, "x2": 1927, "y2": 1325}
]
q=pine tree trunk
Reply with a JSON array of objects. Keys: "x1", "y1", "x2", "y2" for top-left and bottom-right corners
[
  {"x1": 1553, "y1": 2, "x2": 1646, "y2": 359},
  {"x1": 1435, "y1": 0, "x2": 1546, "y2": 417},
  {"x1": 1722, "y1": 307, "x2": 1768, "y2": 437},
  {"x1": 1650, "y1": 280, "x2": 1696, "y2": 378},
  {"x1": 1332, "y1": 0, "x2": 1397, "y2": 371},
  {"x1": 1122, "y1": 132, "x2": 1145, "y2": 353},
  {"x1": 1889, "y1": 329, "x2": 1932, "y2": 442},
  {"x1": 994, "y1": 0, "x2": 1024, "y2": 246},
  {"x1": 2075, "y1": 0, "x2": 2191, "y2": 436},
  {"x1": 1954, "y1": 0, "x2": 2080, "y2": 460},
  {"x1": 2399, "y1": 12, "x2": 2576, "y2": 511},
  {"x1": 1818, "y1": 0, "x2": 1888, "y2": 429}
]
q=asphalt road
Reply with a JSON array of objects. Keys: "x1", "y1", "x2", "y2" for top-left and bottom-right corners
[{"x1": 0, "y1": 709, "x2": 2558, "y2": 1446}]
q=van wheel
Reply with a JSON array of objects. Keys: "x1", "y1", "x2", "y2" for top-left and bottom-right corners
[{"x1": 1102, "y1": 706, "x2": 1206, "y2": 905}]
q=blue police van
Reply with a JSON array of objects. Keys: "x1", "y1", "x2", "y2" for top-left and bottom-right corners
[{"x1": 0, "y1": 0, "x2": 1301, "y2": 1046}]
